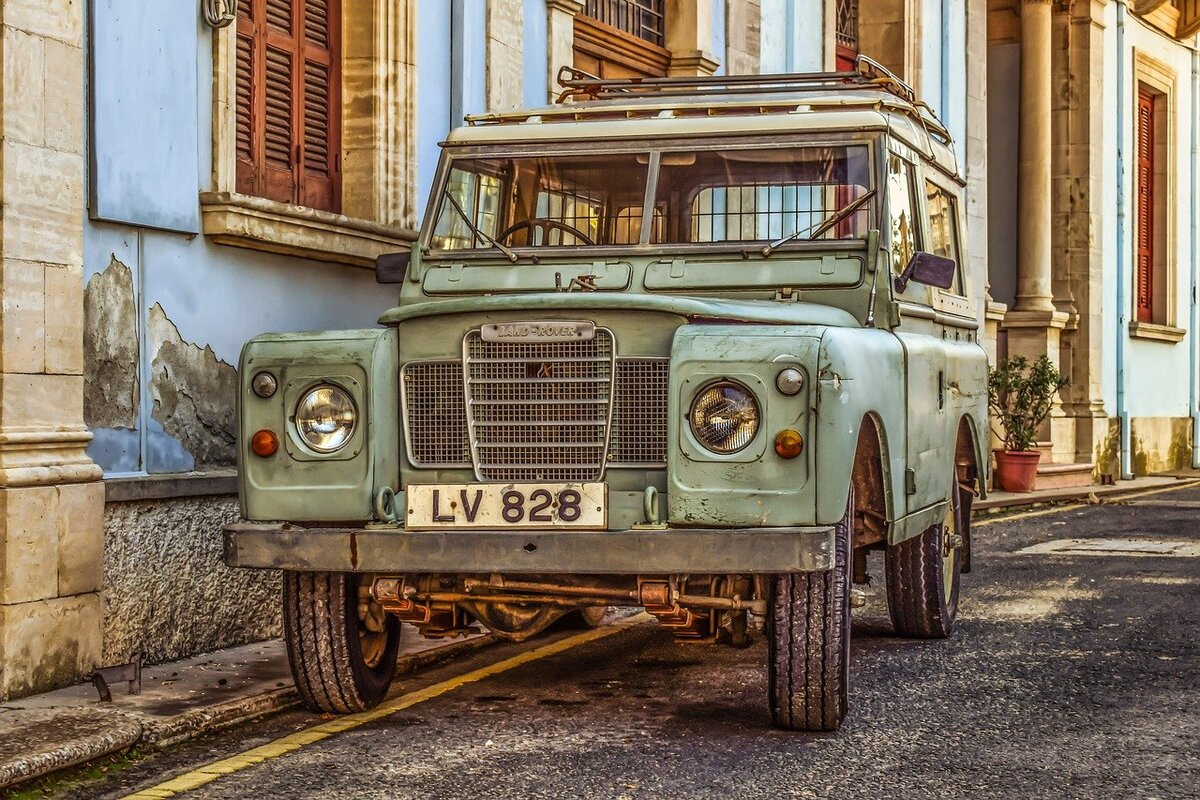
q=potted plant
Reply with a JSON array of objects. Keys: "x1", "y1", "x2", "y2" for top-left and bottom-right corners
[{"x1": 987, "y1": 355, "x2": 1068, "y2": 492}]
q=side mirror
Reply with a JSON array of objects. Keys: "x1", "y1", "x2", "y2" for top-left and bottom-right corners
[
  {"x1": 894, "y1": 252, "x2": 956, "y2": 294},
  {"x1": 375, "y1": 251, "x2": 412, "y2": 284}
]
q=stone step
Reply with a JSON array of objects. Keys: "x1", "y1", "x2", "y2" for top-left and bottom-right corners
[{"x1": 1035, "y1": 460, "x2": 1096, "y2": 490}]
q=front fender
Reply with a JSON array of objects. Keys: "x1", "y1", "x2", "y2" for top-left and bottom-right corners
[{"x1": 237, "y1": 327, "x2": 398, "y2": 521}]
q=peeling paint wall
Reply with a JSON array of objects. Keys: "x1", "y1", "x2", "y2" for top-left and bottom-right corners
[
  {"x1": 102, "y1": 495, "x2": 280, "y2": 665},
  {"x1": 83, "y1": 256, "x2": 139, "y2": 429},
  {"x1": 147, "y1": 304, "x2": 238, "y2": 469}
]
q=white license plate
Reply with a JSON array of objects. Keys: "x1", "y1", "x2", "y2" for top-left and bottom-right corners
[{"x1": 405, "y1": 483, "x2": 607, "y2": 530}]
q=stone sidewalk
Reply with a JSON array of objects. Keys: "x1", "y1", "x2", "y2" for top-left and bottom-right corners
[
  {"x1": 3, "y1": 474, "x2": 1197, "y2": 792},
  {"x1": 0, "y1": 628, "x2": 492, "y2": 790}
]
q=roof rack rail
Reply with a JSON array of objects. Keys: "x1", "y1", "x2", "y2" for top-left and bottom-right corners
[{"x1": 556, "y1": 54, "x2": 918, "y2": 105}]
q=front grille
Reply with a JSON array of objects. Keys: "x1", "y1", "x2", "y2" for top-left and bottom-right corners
[
  {"x1": 402, "y1": 346, "x2": 669, "y2": 474},
  {"x1": 464, "y1": 329, "x2": 615, "y2": 481},
  {"x1": 401, "y1": 362, "x2": 469, "y2": 466},
  {"x1": 610, "y1": 359, "x2": 669, "y2": 466}
]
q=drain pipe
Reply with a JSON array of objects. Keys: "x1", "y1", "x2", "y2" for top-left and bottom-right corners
[
  {"x1": 1191, "y1": 47, "x2": 1200, "y2": 467},
  {"x1": 1116, "y1": 2, "x2": 1133, "y2": 480}
]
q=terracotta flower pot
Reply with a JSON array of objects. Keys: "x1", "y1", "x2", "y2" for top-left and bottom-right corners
[{"x1": 993, "y1": 449, "x2": 1040, "y2": 493}]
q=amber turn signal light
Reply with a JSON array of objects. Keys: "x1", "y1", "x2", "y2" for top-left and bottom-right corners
[
  {"x1": 251, "y1": 429, "x2": 279, "y2": 457},
  {"x1": 774, "y1": 429, "x2": 804, "y2": 459}
]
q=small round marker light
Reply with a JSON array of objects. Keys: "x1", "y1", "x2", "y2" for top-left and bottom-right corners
[
  {"x1": 774, "y1": 429, "x2": 804, "y2": 459},
  {"x1": 776, "y1": 368, "x2": 805, "y2": 396},
  {"x1": 251, "y1": 429, "x2": 279, "y2": 457},
  {"x1": 251, "y1": 371, "x2": 278, "y2": 398}
]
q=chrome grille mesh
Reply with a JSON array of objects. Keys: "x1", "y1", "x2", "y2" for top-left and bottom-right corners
[
  {"x1": 402, "y1": 340, "x2": 669, "y2": 473},
  {"x1": 402, "y1": 362, "x2": 469, "y2": 466},
  {"x1": 465, "y1": 330, "x2": 615, "y2": 481},
  {"x1": 610, "y1": 359, "x2": 669, "y2": 466}
]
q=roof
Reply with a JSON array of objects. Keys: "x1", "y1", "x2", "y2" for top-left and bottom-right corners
[{"x1": 449, "y1": 57, "x2": 960, "y2": 178}]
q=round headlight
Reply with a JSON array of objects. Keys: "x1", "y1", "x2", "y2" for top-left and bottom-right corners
[
  {"x1": 689, "y1": 381, "x2": 760, "y2": 454},
  {"x1": 296, "y1": 384, "x2": 357, "y2": 453}
]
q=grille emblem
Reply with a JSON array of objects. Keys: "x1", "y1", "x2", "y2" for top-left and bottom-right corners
[{"x1": 536, "y1": 363, "x2": 554, "y2": 378}]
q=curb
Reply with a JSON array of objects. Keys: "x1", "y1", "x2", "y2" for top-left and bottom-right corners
[
  {"x1": 973, "y1": 478, "x2": 1200, "y2": 515},
  {"x1": 0, "y1": 634, "x2": 496, "y2": 792}
]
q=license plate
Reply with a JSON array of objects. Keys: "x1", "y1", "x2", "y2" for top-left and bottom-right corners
[{"x1": 405, "y1": 483, "x2": 607, "y2": 530}]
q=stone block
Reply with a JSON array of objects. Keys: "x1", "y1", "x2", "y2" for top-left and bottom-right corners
[
  {"x1": 0, "y1": 486, "x2": 60, "y2": 605},
  {"x1": 0, "y1": 258, "x2": 46, "y2": 374},
  {"x1": 56, "y1": 482, "x2": 104, "y2": 596},
  {"x1": 43, "y1": 264, "x2": 84, "y2": 375},
  {"x1": 0, "y1": 593, "x2": 102, "y2": 699},
  {"x1": 0, "y1": 140, "x2": 84, "y2": 267},
  {"x1": 0, "y1": 373, "x2": 84, "y2": 429},
  {"x1": 43, "y1": 38, "x2": 84, "y2": 155},
  {"x1": 2, "y1": 26, "x2": 45, "y2": 146},
  {"x1": 3, "y1": 0, "x2": 85, "y2": 47}
]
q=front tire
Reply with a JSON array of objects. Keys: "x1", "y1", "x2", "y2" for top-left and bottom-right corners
[
  {"x1": 283, "y1": 571, "x2": 402, "y2": 713},
  {"x1": 885, "y1": 477, "x2": 962, "y2": 638},
  {"x1": 768, "y1": 487, "x2": 853, "y2": 731}
]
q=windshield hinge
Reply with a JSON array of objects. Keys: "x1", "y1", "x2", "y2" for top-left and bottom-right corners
[{"x1": 775, "y1": 287, "x2": 801, "y2": 302}]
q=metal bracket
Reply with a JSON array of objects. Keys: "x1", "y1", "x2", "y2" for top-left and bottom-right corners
[{"x1": 90, "y1": 653, "x2": 142, "y2": 702}]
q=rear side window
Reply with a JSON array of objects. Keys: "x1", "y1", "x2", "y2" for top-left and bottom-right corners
[{"x1": 925, "y1": 181, "x2": 963, "y2": 294}]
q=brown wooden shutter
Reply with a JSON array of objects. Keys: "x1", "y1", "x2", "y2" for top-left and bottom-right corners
[
  {"x1": 234, "y1": 0, "x2": 340, "y2": 213},
  {"x1": 1135, "y1": 89, "x2": 1155, "y2": 324}
]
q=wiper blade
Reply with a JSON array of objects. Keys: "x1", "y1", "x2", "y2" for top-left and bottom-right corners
[
  {"x1": 760, "y1": 189, "x2": 877, "y2": 258},
  {"x1": 445, "y1": 192, "x2": 521, "y2": 263}
]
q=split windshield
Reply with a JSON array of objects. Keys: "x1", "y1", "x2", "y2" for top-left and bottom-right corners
[{"x1": 428, "y1": 144, "x2": 873, "y2": 253}]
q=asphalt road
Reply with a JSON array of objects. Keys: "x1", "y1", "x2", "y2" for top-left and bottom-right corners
[{"x1": 62, "y1": 486, "x2": 1200, "y2": 800}]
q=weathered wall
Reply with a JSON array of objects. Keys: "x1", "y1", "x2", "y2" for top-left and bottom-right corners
[{"x1": 102, "y1": 496, "x2": 280, "y2": 665}]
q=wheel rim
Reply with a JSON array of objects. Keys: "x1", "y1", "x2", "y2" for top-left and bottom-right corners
[
  {"x1": 356, "y1": 579, "x2": 390, "y2": 670},
  {"x1": 940, "y1": 497, "x2": 957, "y2": 606}
]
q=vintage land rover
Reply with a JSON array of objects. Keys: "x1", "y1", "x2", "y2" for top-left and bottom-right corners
[{"x1": 225, "y1": 60, "x2": 988, "y2": 731}]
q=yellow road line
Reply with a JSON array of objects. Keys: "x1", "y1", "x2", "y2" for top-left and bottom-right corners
[
  {"x1": 974, "y1": 479, "x2": 1200, "y2": 528},
  {"x1": 122, "y1": 614, "x2": 652, "y2": 799}
]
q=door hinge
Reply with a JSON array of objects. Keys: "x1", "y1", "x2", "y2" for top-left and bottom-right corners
[{"x1": 905, "y1": 468, "x2": 917, "y2": 496}]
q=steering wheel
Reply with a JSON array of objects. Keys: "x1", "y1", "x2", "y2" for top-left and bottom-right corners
[{"x1": 496, "y1": 218, "x2": 595, "y2": 246}]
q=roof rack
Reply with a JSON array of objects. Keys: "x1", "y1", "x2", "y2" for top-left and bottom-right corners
[{"x1": 556, "y1": 54, "x2": 918, "y2": 105}]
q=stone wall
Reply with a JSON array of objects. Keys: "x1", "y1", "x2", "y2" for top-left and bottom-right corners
[{"x1": 101, "y1": 496, "x2": 280, "y2": 666}]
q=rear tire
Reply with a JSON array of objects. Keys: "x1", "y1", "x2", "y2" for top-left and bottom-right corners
[
  {"x1": 885, "y1": 477, "x2": 962, "y2": 638},
  {"x1": 768, "y1": 487, "x2": 853, "y2": 731},
  {"x1": 283, "y1": 571, "x2": 401, "y2": 713}
]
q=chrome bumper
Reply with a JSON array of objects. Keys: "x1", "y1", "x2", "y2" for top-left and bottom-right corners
[{"x1": 223, "y1": 523, "x2": 835, "y2": 574}]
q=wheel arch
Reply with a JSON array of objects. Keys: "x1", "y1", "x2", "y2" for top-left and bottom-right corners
[{"x1": 851, "y1": 413, "x2": 895, "y2": 548}]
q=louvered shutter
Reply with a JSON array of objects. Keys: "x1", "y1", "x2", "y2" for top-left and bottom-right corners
[
  {"x1": 233, "y1": 0, "x2": 340, "y2": 213},
  {"x1": 1135, "y1": 90, "x2": 1155, "y2": 324}
]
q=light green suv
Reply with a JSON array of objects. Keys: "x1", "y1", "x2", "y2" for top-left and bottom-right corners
[{"x1": 225, "y1": 60, "x2": 988, "y2": 731}]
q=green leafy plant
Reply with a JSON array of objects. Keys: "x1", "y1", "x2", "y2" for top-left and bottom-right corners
[{"x1": 987, "y1": 355, "x2": 1068, "y2": 452}]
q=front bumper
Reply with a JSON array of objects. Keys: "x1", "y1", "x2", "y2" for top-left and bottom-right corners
[{"x1": 223, "y1": 523, "x2": 836, "y2": 574}]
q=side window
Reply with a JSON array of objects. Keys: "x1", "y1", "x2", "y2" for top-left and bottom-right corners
[
  {"x1": 925, "y1": 181, "x2": 964, "y2": 295},
  {"x1": 431, "y1": 168, "x2": 502, "y2": 250},
  {"x1": 886, "y1": 154, "x2": 920, "y2": 277}
]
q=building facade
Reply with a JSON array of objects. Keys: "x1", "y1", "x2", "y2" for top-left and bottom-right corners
[
  {"x1": 1, "y1": 0, "x2": 991, "y2": 698},
  {"x1": 986, "y1": 1, "x2": 1200, "y2": 481}
]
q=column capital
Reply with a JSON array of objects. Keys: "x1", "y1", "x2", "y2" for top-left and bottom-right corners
[
  {"x1": 1000, "y1": 309, "x2": 1070, "y2": 331},
  {"x1": 546, "y1": 0, "x2": 585, "y2": 15}
]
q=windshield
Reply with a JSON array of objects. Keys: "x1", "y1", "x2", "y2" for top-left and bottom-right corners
[{"x1": 426, "y1": 144, "x2": 872, "y2": 253}]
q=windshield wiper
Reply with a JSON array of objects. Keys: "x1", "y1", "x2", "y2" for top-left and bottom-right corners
[
  {"x1": 444, "y1": 192, "x2": 522, "y2": 263},
  {"x1": 760, "y1": 189, "x2": 877, "y2": 258}
]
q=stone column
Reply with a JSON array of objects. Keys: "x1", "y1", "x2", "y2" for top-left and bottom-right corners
[
  {"x1": 0, "y1": 0, "x2": 104, "y2": 699},
  {"x1": 546, "y1": 0, "x2": 584, "y2": 100},
  {"x1": 664, "y1": 0, "x2": 719, "y2": 76},
  {"x1": 1014, "y1": 0, "x2": 1055, "y2": 313},
  {"x1": 1002, "y1": 0, "x2": 1070, "y2": 459},
  {"x1": 487, "y1": 0, "x2": 524, "y2": 111}
]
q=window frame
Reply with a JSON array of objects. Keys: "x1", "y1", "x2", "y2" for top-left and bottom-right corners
[
  {"x1": 234, "y1": 0, "x2": 343, "y2": 214},
  {"x1": 420, "y1": 134, "x2": 882, "y2": 260}
]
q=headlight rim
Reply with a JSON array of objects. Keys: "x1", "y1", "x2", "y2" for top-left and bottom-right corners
[
  {"x1": 295, "y1": 382, "x2": 358, "y2": 454},
  {"x1": 688, "y1": 378, "x2": 761, "y2": 455}
]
